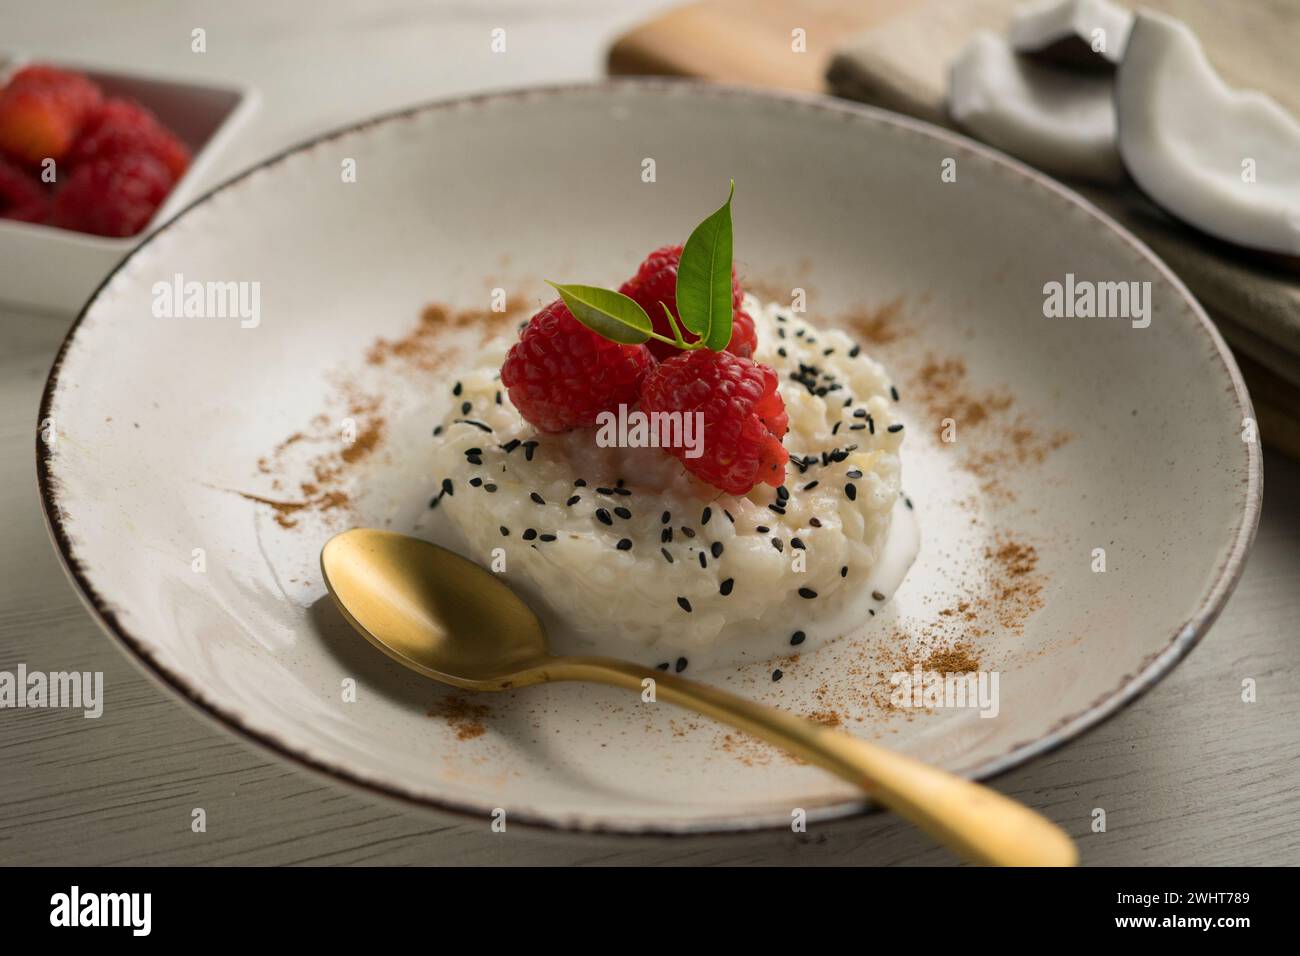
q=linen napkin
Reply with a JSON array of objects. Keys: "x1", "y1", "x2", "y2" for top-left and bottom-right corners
[{"x1": 828, "y1": 0, "x2": 1300, "y2": 458}]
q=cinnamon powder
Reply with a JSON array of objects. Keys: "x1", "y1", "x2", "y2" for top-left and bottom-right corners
[{"x1": 427, "y1": 695, "x2": 492, "y2": 741}]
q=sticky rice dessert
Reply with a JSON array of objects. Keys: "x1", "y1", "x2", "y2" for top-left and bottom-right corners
[{"x1": 423, "y1": 296, "x2": 916, "y2": 669}]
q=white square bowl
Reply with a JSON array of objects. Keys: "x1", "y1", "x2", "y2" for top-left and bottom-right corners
[{"x1": 0, "y1": 53, "x2": 256, "y2": 314}]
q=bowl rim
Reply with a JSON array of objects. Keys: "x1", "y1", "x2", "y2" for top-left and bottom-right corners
[{"x1": 35, "y1": 78, "x2": 1263, "y2": 836}]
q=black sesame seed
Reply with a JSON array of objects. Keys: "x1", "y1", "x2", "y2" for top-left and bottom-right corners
[
  {"x1": 428, "y1": 495, "x2": 440, "y2": 509},
  {"x1": 849, "y1": 345, "x2": 861, "y2": 358},
  {"x1": 502, "y1": 439, "x2": 521, "y2": 453},
  {"x1": 613, "y1": 487, "x2": 632, "y2": 497},
  {"x1": 523, "y1": 440, "x2": 538, "y2": 461},
  {"x1": 850, "y1": 423, "x2": 866, "y2": 431},
  {"x1": 661, "y1": 511, "x2": 671, "y2": 524},
  {"x1": 522, "y1": 528, "x2": 537, "y2": 541},
  {"x1": 890, "y1": 385, "x2": 900, "y2": 401},
  {"x1": 847, "y1": 469, "x2": 863, "y2": 479},
  {"x1": 499, "y1": 526, "x2": 509, "y2": 536},
  {"x1": 772, "y1": 669, "x2": 784, "y2": 682},
  {"x1": 661, "y1": 548, "x2": 674, "y2": 563},
  {"x1": 791, "y1": 537, "x2": 805, "y2": 550},
  {"x1": 614, "y1": 506, "x2": 632, "y2": 520},
  {"x1": 530, "y1": 492, "x2": 545, "y2": 505},
  {"x1": 720, "y1": 578, "x2": 734, "y2": 596},
  {"x1": 483, "y1": 483, "x2": 498, "y2": 492},
  {"x1": 776, "y1": 486, "x2": 789, "y2": 502},
  {"x1": 768, "y1": 504, "x2": 786, "y2": 515},
  {"x1": 595, "y1": 508, "x2": 613, "y2": 525},
  {"x1": 841, "y1": 566, "x2": 848, "y2": 577},
  {"x1": 455, "y1": 418, "x2": 493, "y2": 433},
  {"x1": 677, "y1": 598, "x2": 692, "y2": 613},
  {"x1": 460, "y1": 401, "x2": 472, "y2": 415},
  {"x1": 469, "y1": 477, "x2": 483, "y2": 487},
  {"x1": 661, "y1": 528, "x2": 673, "y2": 543},
  {"x1": 710, "y1": 541, "x2": 724, "y2": 558},
  {"x1": 465, "y1": 447, "x2": 482, "y2": 456},
  {"x1": 539, "y1": 534, "x2": 557, "y2": 542},
  {"x1": 433, "y1": 425, "x2": 443, "y2": 437},
  {"x1": 441, "y1": 478, "x2": 454, "y2": 496},
  {"x1": 680, "y1": 526, "x2": 696, "y2": 538},
  {"x1": 790, "y1": 630, "x2": 806, "y2": 646},
  {"x1": 832, "y1": 422, "x2": 842, "y2": 435},
  {"x1": 872, "y1": 590, "x2": 886, "y2": 601},
  {"x1": 853, "y1": 408, "x2": 868, "y2": 419},
  {"x1": 724, "y1": 509, "x2": 735, "y2": 524},
  {"x1": 596, "y1": 487, "x2": 615, "y2": 495},
  {"x1": 771, "y1": 537, "x2": 783, "y2": 552},
  {"x1": 887, "y1": 423, "x2": 904, "y2": 433},
  {"x1": 798, "y1": 587, "x2": 818, "y2": 599},
  {"x1": 573, "y1": 478, "x2": 587, "y2": 487},
  {"x1": 675, "y1": 657, "x2": 688, "y2": 672},
  {"x1": 616, "y1": 478, "x2": 626, "y2": 488},
  {"x1": 905, "y1": 496, "x2": 914, "y2": 509},
  {"x1": 778, "y1": 347, "x2": 787, "y2": 358},
  {"x1": 496, "y1": 391, "x2": 503, "y2": 405},
  {"x1": 616, "y1": 538, "x2": 632, "y2": 551},
  {"x1": 566, "y1": 495, "x2": 580, "y2": 506},
  {"x1": 657, "y1": 662, "x2": 670, "y2": 671},
  {"x1": 845, "y1": 483, "x2": 857, "y2": 501},
  {"x1": 453, "y1": 381, "x2": 463, "y2": 396},
  {"x1": 756, "y1": 525, "x2": 770, "y2": 534},
  {"x1": 698, "y1": 552, "x2": 708, "y2": 569},
  {"x1": 701, "y1": 507, "x2": 712, "y2": 525},
  {"x1": 803, "y1": 480, "x2": 819, "y2": 490}
]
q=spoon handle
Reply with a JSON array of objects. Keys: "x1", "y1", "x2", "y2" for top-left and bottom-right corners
[{"x1": 544, "y1": 655, "x2": 1076, "y2": 866}]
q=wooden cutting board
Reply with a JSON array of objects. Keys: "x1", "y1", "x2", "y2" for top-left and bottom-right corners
[{"x1": 607, "y1": 0, "x2": 915, "y2": 90}]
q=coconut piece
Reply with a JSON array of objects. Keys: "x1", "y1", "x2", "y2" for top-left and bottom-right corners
[
  {"x1": 1116, "y1": 11, "x2": 1300, "y2": 256},
  {"x1": 1009, "y1": 0, "x2": 1133, "y2": 70},
  {"x1": 949, "y1": 31, "x2": 1124, "y2": 183}
]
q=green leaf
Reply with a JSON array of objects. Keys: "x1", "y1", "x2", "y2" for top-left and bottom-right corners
[
  {"x1": 546, "y1": 282, "x2": 652, "y2": 345},
  {"x1": 676, "y1": 181, "x2": 735, "y2": 352}
]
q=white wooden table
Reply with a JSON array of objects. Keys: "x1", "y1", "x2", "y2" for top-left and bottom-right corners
[{"x1": 1, "y1": 0, "x2": 1296, "y2": 866}]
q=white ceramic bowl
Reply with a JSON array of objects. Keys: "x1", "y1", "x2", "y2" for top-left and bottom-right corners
[
  {"x1": 0, "y1": 53, "x2": 256, "y2": 314},
  {"x1": 38, "y1": 81, "x2": 1260, "y2": 834}
]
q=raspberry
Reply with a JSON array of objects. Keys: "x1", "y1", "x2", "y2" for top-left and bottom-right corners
[
  {"x1": 70, "y1": 98, "x2": 190, "y2": 182},
  {"x1": 730, "y1": 308, "x2": 757, "y2": 359},
  {"x1": 619, "y1": 244, "x2": 754, "y2": 360},
  {"x1": 0, "y1": 157, "x2": 49, "y2": 222},
  {"x1": 0, "y1": 65, "x2": 102, "y2": 165},
  {"x1": 639, "y1": 349, "x2": 788, "y2": 495},
  {"x1": 501, "y1": 299, "x2": 655, "y2": 433},
  {"x1": 50, "y1": 153, "x2": 173, "y2": 237}
]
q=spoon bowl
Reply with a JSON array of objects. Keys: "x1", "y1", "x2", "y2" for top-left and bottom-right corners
[{"x1": 321, "y1": 529, "x2": 550, "y2": 687}]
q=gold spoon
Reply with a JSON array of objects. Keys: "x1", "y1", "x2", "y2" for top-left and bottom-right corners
[{"x1": 321, "y1": 528, "x2": 1076, "y2": 866}]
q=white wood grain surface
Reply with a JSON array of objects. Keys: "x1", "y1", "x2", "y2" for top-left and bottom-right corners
[{"x1": 0, "y1": 0, "x2": 1296, "y2": 866}]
